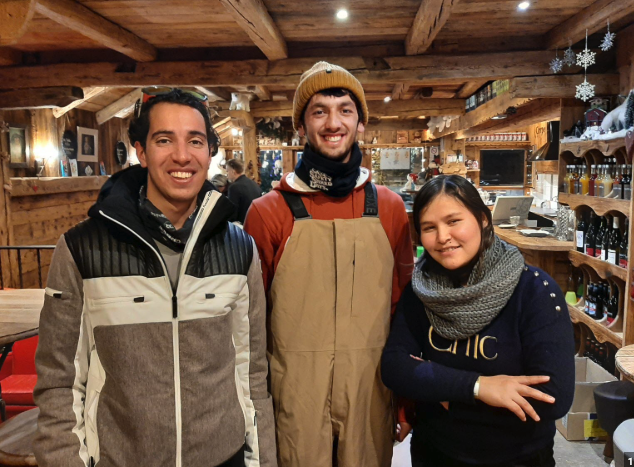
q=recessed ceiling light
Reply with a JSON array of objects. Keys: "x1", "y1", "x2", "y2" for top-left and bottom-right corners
[
  {"x1": 336, "y1": 9, "x2": 349, "y2": 20},
  {"x1": 231, "y1": 128, "x2": 238, "y2": 135},
  {"x1": 491, "y1": 114, "x2": 508, "y2": 120},
  {"x1": 518, "y1": 1, "x2": 530, "y2": 10},
  {"x1": 384, "y1": 96, "x2": 392, "y2": 103}
]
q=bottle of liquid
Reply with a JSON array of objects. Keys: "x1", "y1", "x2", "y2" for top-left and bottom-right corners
[
  {"x1": 579, "y1": 164, "x2": 589, "y2": 195},
  {"x1": 607, "y1": 286, "x2": 619, "y2": 325},
  {"x1": 587, "y1": 282, "x2": 597, "y2": 318},
  {"x1": 624, "y1": 165, "x2": 632, "y2": 201},
  {"x1": 601, "y1": 216, "x2": 611, "y2": 262},
  {"x1": 570, "y1": 165, "x2": 579, "y2": 194},
  {"x1": 620, "y1": 164, "x2": 628, "y2": 199},
  {"x1": 594, "y1": 217, "x2": 606, "y2": 259},
  {"x1": 608, "y1": 216, "x2": 621, "y2": 265},
  {"x1": 575, "y1": 212, "x2": 586, "y2": 253},
  {"x1": 576, "y1": 269, "x2": 585, "y2": 300},
  {"x1": 583, "y1": 337, "x2": 592, "y2": 358},
  {"x1": 584, "y1": 212, "x2": 597, "y2": 257},
  {"x1": 589, "y1": 164, "x2": 597, "y2": 197},
  {"x1": 611, "y1": 164, "x2": 622, "y2": 198},
  {"x1": 563, "y1": 165, "x2": 571, "y2": 194},
  {"x1": 619, "y1": 220, "x2": 629, "y2": 269},
  {"x1": 597, "y1": 165, "x2": 605, "y2": 197},
  {"x1": 602, "y1": 164, "x2": 614, "y2": 199}
]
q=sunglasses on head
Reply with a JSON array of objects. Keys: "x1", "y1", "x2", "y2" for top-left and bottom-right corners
[{"x1": 135, "y1": 87, "x2": 209, "y2": 118}]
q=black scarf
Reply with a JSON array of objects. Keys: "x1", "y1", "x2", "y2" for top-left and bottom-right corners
[
  {"x1": 138, "y1": 186, "x2": 199, "y2": 252},
  {"x1": 294, "y1": 142, "x2": 362, "y2": 198}
]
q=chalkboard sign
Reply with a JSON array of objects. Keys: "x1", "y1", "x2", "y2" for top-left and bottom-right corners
[
  {"x1": 62, "y1": 130, "x2": 77, "y2": 160},
  {"x1": 115, "y1": 141, "x2": 127, "y2": 166}
]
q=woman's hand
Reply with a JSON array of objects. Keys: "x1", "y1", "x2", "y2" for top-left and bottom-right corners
[{"x1": 477, "y1": 375, "x2": 555, "y2": 422}]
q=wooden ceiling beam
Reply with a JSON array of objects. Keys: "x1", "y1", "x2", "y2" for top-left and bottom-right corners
[
  {"x1": 391, "y1": 83, "x2": 410, "y2": 100},
  {"x1": 0, "y1": 0, "x2": 36, "y2": 46},
  {"x1": 364, "y1": 119, "x2": 428, "y2": 132},
  {"x1": 0, "y1": 86, "x2": 83, "y2": 109},
  {"x1": 456, "y1": 99, "x2": 561, "y2": 139},
  {"x1": 0, "y1": 48, "x2": 23, "y2": 66},
  {"x1": 405, "y1": 0, "x2": 461, "y2": 55},
  {"x1": 254, "y1": 86, "x2": 272, "y2": 101},
  {"x1": 96, "y1": 88, "x2": 141, "y2": 125},
  {"x1": 194, "y1": 86, "x2": 232, "y2": 102},
  {"x1": 0, "y1": 51, "x2": 576, "y2": 90},
  {"x1": 454, "y1": 80, "x2": 488, "y2": 99},
  {"x1": 212, "y1": 116, "x2": 232, "y2": 129},
  {"x1": 52, "y1": 86, "x2": 108, "y2": 118},
  {"x1": 34, "y1": 0, "x2": 157, "y2": 62},
  {"x1": 434, "y1": 92, "x2": 534, "y2": 139},
  {"x1": 222, "y1": 98, "x2": 465, "y2": 118},
  {"x1": 218, "y1": 0, "x2": 287, "y2": 60},
  {"x1": 510, "y1": 75, "x2": 620, "y2": 99},
  {"x1": 545, "y1": 0, "x2": 634, "y2": 50}
]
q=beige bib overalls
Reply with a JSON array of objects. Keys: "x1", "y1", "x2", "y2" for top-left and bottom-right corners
[{"x1": 269, "y1": 184, "x2": 394, "y2": 467}]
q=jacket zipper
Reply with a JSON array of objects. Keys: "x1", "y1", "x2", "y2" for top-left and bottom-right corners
[{"x1": 98, "y1": 210, "x2": 183, "y2": 467}]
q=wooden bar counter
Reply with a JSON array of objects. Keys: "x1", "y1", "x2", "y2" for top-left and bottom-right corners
[
  {"x1": 494, "y1": 227, "x2": 574, "y2": 292},
  {"x1": 616, "y1": 345, "x2": 634, "y2": 383}
]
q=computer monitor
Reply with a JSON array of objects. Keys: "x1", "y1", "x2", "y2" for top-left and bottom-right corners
[{"x1": 491, "y1": 196, "x2": 534, "y2": 225}]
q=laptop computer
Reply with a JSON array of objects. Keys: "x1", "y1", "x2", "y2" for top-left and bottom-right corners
[{"x1": 491, "y1": 196, "x2": 534, "y2": 225}]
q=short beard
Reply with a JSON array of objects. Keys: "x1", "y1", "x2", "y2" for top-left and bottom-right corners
[{"x1": 307, "y1": 137, "x2": 357, "y2": 163}]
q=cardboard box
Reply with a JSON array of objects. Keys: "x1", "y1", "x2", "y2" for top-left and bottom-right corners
[{"x1": 556, "y1": 357, "x2": 617, "y2": 441}]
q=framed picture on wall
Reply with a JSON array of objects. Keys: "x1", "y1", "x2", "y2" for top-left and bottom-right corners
[
  {"x1": 77, "y1": 127, "x2": 98, "y2": 162},
  {"x1": 8, "y1": 125, "x2": 30, "y2": 168}
]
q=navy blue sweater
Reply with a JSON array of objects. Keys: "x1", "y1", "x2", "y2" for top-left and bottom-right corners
[{"x1": 382, "y1": 265, "x2": 575, "y2": 465}]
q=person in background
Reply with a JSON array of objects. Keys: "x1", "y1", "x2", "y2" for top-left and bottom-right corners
[
  {"x1": 244, "y1": 61, "x2": 413, "y2": 467},
  {"x1": 226, "y1": 158, "x2": 262, "y2": 224},
  {"x1": 382, "y1": 175, "x2": 575, "y2": 467},
  {"x1": 33, "y1": 88, "x2": 276, "y2": 467},
  {"x1": 211, "y1": 173, "x2": 230, "y2": 195}
]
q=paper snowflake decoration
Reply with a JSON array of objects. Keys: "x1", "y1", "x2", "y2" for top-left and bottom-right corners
[
  {"x1": 576, "y1": 79, "x2": 595, "y2": 102},
  {"x1": 577, "y1": 49, "x2": 596, "y2": 69},
  {"x1": 601, "y1": 21, "x2": 616, "y2": 51},
  {"x1": 563, "y1": 47, "x2": 576, "y2": 67},
  {"x1": 550, "y1": 56, "x2": 564, "y2": 74}
]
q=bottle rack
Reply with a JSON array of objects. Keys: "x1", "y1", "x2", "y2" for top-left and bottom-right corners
[{"x1": 558, "y1": 132, "x2": 633, "y2": 361}]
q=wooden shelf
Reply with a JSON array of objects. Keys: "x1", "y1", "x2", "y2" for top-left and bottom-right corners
[
  {"x1": 569, "y1": 250, "x2": 627, "y2": 281},
  {"x1": 8, "y1": 176, "x2": 108, "y2": 198},
  {"x1": 465, "y1": 141, "x2": 531, "y2": 147},
  {"x1": 558, "y1": 192, "x2": 630, "y2": 217},
  {"x1": 568, "y1": 304, "x2": 623, "y2": 348},
  {"x1": 467, "y1": 169, "x2": 480, "y2": 172},
  {"x1": 560, "y1": 137, "x2": 626, "y2": 157}
]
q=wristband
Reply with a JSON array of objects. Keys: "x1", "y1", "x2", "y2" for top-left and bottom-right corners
[{"x1": 473, "y1": 376, "x2": 481, "y2": 399}]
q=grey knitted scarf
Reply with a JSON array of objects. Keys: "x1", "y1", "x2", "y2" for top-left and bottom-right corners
[{"x1": 412, "y1": 236, "x2": 525, "y2": 340}]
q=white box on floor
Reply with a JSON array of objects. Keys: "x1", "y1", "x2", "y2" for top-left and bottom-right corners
[{"x1": 556, "y1": 357, "x2": 617, "y2": 441}]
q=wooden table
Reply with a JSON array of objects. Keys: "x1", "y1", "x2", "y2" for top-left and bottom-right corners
[
  {"x1": 0, "y1": 289, "x2": 44, "y2": 421},
  {"x1": 616, "y1": 345, "x2": 634, "y2": 383},
  {"x1": 494, "y1": 227, "x2": 574, "y2": 291},
  {"x1": 0, "y1": 289, "x2": 44, "y2": 347}
]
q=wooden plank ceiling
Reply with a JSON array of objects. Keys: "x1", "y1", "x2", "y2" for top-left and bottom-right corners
[{"x1": 1, "y1": 0, "x2": 633, "y2": 130}]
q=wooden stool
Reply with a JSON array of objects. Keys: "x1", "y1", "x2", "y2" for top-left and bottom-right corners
[{"x1": 0, "y1": 407, "x2": 38, "y2": 466}]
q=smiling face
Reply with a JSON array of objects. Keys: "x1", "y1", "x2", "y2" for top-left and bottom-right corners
[
  {"x1": 298, "y1": 92, "x2": 364, "y2": 163},
  {"x1": 135, "y1": 102, "x2": 210, "y2": 223},
  {"x1": 419, "y1": 193, "x2": 485, "y2": 271}
]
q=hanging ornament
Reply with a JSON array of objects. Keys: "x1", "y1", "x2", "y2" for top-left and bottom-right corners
[
  {"x1": 563, "y1": 41, "x2": 576, "y2": 67},
  {"x1": 576, "y1": 29, "x2": 596, "y2": 69},
  {"x1": 550, "y1": 49, "x2": 563, "y2": 74},
  {"x1": 600, "y1": 20, "x2": 616, "y2": 51},
  {"x1": 576, "y1": 78, "x2": 595, "y2": 102}
]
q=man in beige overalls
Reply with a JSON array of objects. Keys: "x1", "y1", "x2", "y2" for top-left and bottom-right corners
[{"x1": 244, "y1": 62, "x2": 413, "y2": 467}]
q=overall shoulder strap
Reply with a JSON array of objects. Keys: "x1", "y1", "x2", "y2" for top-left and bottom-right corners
[
  {"x1": 279, "y1": 191, "x2": 312, "y2": 220},
  {"x1": 362, "y1": 183, "x2": 379, "y2": 217}
]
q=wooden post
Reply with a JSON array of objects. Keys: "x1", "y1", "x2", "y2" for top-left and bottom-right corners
[
  {"x1": 0, "y1": 113, "x2": 12, "y2": 289},
  {"x1": 281, "y1": 149, "x2": 294, "y2": 175}
]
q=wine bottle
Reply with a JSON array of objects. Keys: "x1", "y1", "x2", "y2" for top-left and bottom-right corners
[
  {"x1": 575, "y1": 212, "x2": 586, "y2": 253},
  {"x1": 594, "y1": 217, "x2": 606, "y2": 259},
  {"x1": 608, "y1": 217, "x2": 622, "y2": 265},
  {"x1": 584, "y1": 213, "x2": 597, "y2": 257},
  {"x1": 619, "y1": 219, "x2": 628, "y2": 269}
]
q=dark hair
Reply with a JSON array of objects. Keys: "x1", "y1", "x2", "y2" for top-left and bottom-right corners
[
  {"x1": 300, "y1": 87, "x2": 364, "y2": 125},
  {"x1": 226, "y1": 158, "x2": 244, "y2": 174},
  {"x1": 413, "y1": 175, "x2": 494, "y2": 258},
  {"x1": 128, "y1": 89, "x2": 220, "y2": 156}
]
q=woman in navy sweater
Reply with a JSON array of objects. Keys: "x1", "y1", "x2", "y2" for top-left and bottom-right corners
[{"x1": 382, "y1": 175, "x2": 575, "y2": 467}]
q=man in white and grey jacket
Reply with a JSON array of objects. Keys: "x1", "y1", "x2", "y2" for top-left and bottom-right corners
[{"x1": 34, "y1": 89, "x2": 276, "y2": 467}]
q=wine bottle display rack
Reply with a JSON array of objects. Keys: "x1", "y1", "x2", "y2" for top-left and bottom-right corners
[{"x1": 558, "y1": 129, "x2": 633, "y2": 363}]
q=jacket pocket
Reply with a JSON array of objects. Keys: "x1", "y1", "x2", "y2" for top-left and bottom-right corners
[
  {"x1": 195, "y1": 292, "x2": 239, "y2": 317},
  {"x1": 44, "y1": 287, "x2": 69, "y2": 300}
]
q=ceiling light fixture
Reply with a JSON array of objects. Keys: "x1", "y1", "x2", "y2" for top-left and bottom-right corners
[
  {"x1": 336, "y1": 9, "x2": 349, "y2": 20},
  {"x1": 518, "y1": 1, "x2": 530, "y2": 10},
  {"x1": 384, "y1": 96, "x2": 392, "y2": 103},
  {"x1": 491, "y1": 114, "x2": 508, "y2": 120}
]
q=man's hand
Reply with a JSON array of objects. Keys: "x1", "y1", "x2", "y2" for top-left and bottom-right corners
[{"x1": 477, "y1": 375, "x2": 555, "y2": 422}]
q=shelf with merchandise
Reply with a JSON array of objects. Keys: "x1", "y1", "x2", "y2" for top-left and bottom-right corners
[
  {"x1": 560, "y1": 137, "x2": 626, "y2": 158},
  {"x1": 568, "y1": 304, "x2": 623, "y2": 348},
  {"x1": 569, "y1": 250, "x2": 627, "y2": 281},
  {"x1": 558, "y1": 193, "x2": 630, "y2": 217}
]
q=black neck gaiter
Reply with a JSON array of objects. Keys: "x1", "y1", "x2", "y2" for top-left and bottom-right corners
[
  {"x1": 294, "y1": 143, "x2": 362, "y2": 198},
  {"x1": 138, "y1": 186, "x2": 199, "y2": 252}
]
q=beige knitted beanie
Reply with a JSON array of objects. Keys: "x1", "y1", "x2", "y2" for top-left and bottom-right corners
[{"x1": 292, "y1": 61, "x2": 369, "y2": 130}]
